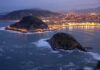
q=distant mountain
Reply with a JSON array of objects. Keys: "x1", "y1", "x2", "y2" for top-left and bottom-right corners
[
  {"x1": 0, "y1": 9, "x2": 59, "y2": 20},
  {"x1": 73, "y1": 7, "x2": 100, "y2": 13}
]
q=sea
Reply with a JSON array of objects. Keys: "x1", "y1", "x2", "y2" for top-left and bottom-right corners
[{"x1": 0, "y1": 20, "x2": 100, "y2": 70}]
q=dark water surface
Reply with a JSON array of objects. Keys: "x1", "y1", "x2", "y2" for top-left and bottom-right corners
[{"x1": 0, "y1": 20, "x2": 100, "y2": 70}]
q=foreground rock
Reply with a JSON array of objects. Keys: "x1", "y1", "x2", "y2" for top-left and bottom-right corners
[
  {"x1": 6, "y1": 16, "x2": 48, "y2": 32},
  {"x1": 47, "y1": 33, "x2": 87, "y2": 52}
]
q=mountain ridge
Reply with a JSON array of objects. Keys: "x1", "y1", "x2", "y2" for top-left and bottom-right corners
[{"x1": 0, "y1": 9, "x2": 59, "y2": 20}]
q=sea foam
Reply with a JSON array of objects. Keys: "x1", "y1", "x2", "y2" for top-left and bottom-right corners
[
  {"x1": 84, "y1": 67, "x2": 93, "y2": 70},
  {"x1": 0, "y1": 27, "x2": 5, "y2": 30},
  {"x1": 87, "y1": 52, "x2": 100, "y2": 60},
  {"x1": 32, "y1": 38, "x2": 60, "y2": 53},
  {"x1": 33, "y1": 38, "x2": 51, "y2": 48}
]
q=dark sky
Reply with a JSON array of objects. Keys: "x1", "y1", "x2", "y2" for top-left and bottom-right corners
[{"x1": 0, "y1": 0, "x2": 100, "y2": 12}]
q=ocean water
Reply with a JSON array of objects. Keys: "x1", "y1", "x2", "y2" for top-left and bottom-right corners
[{"x1": 0, "y1": 20, "x2": 100, "y2": 70}]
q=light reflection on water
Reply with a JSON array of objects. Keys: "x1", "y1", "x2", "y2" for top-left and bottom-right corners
[
  {"x1": 67, "y1": 25, "x2": 99, "y2": 32},
  {"x1": 14, "y1": 32, "x2": 28, "y2": 40}
]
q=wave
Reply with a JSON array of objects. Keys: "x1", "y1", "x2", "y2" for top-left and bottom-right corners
[
  {"x1": 32, "y1": 38, "x2": 60, "y2": 54},
  {"x1": 84, "y1": 67, "x2": 93, "y2": 70},
  {"x1": 32, "y1": 38, "x2": 51, "y2": 48},
  {"x1": 0, "y1": 27, "x2": 5, "y2": 30},
  {"x1": 87, "y1": 52, "x2": 100, "y2": 60}
]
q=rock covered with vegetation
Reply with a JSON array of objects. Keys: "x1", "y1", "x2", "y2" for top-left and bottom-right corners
[
  {"x1": 47, "y1": 32, "x2": 87, "y2": 52},
  {"x1": 6, "y1": 16, "x2": 48, "y2": 32}
]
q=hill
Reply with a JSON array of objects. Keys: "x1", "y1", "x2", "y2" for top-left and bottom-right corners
[
  {"x1": 0, "y1": 9, "x2": 59, "y2": 20},
  {"x1": 6, "y1": 16, "x2": 48, "y2": 32}
]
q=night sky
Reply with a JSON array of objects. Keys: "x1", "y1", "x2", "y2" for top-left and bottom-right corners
[{"x1": 0, "y1": 0, "x2": 100, "y2": 12}]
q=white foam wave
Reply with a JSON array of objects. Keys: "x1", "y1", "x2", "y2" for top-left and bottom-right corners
[
  {"x1": 32, "y1": 38, "x2": 51, "y2": 48},
  {"x1": 0, "y1": 27, "x2": 5, "y2": 30},
  {"x1": 50, "y1": 50, "x2": 60, "y2": 53},
  {"x1": 32, "y1": 38, "x2": 61, "y2": 53},
  {"x1": 87, "y1": 52, "x2": 100, "y2": 60},
  {"x1": 84, "y1": 67, "x2": 93, "y2": 70}
]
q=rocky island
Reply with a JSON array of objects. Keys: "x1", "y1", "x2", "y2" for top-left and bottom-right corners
[
  {"x1": 47, "y1": 32, "x2": 87, "y2": 52},
  {"x1": 6, "y1": 16, "x2": 48, "y2": 32}
]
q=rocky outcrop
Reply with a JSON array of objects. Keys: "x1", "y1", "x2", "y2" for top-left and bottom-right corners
[
  {"x1": 47, "y1": 32, "x2": 87, "y2": 52},
  {"x1": 6, "y1": 16, "x2": 48, "y2": 32}
]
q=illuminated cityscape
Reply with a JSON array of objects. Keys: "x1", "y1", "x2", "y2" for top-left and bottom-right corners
[{"x1": 38, "y1": 12, "x2": 100, "y2": 31}]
